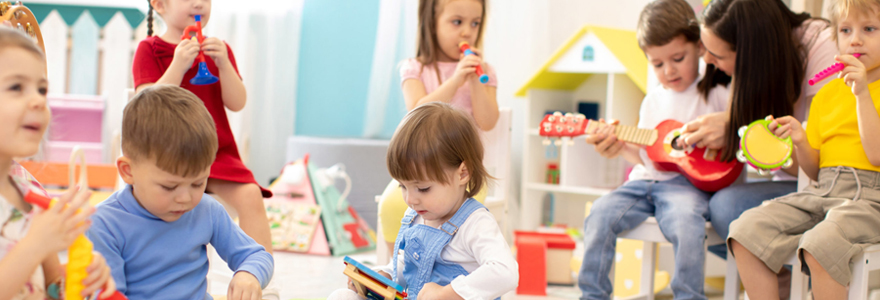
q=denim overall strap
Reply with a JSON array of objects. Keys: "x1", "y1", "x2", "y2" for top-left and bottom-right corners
[
  {"x1": 397, "y1": 198, "x2": 487, "y2": 296},
  {"x1": 391, "y1": 208, "x2": 420, "y2": 283},
  {"x1": 439, "y1": 198, "x2": 486, "y2": 236}
]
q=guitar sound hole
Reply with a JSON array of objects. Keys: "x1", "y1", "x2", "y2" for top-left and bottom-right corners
[{"x1": 670, "y1": 136, "x2": 684, "y2": 151}]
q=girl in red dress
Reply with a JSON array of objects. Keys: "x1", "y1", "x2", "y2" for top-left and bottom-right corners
[{"x1": 132, "y1": 0, "x2": 274, "y2": 257}]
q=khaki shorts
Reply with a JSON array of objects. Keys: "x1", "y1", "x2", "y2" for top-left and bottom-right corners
[{"x1": 728, "y1": 166, "x2": 880, "y2": 285}]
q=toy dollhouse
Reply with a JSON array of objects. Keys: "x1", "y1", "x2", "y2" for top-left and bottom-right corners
[{"x1": 516, "y1": 25, "x2": 648, "y2": 231}]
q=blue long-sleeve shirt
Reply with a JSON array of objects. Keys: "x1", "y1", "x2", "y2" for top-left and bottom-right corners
[{"x1": 86, "y1": 185, "x2": 274, "y2": 300}]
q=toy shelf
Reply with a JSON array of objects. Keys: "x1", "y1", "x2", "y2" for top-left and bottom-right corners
[
  {"x1": 525, "y1": 183, "x2": 612, "y2": 197},
  {"x1": 519, "y1": 74, "x2": 643, "y2": 230},
  {"x1": 516, "y1": 26, "x2": 648, "y2": 231},
  {"x1": 46, "y1": 95, "x2": 105, "y2": 164}
]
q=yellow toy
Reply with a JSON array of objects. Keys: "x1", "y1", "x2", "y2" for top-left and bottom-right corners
[{"x1": 22, "y1": 147, "x2": 127, "y2": 300}]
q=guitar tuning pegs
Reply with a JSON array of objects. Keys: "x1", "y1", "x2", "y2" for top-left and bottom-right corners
[
  {"x1": 542, "y1": 138, "x2": 551, "y2": 146},
  {"x1": 547, "y1": 116, "x2": 555, "y2": 122},
  {"x1": 553, "y1": 111, "x2": 563, "y2": 117},
  {"x1": 555, "y1": 125, "x2": 563, "y2": 133},
  {"x1": 567, "y1": 126, "x2": 574, "y2": 133},
  {"x1": 554, "y1": 139, "x2": 562, "y2": 147},
  {"x1": 568, "y1": 139, "x2": 575, "y2": 146}
]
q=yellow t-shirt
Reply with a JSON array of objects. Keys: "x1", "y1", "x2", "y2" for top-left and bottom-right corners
[{"x1": 806, "y1": 78, "x2": 880, "y2": 171}]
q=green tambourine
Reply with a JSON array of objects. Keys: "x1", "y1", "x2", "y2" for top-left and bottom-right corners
[{"x1": 736, "y1": 118, "x2": 794, "y2": 175}]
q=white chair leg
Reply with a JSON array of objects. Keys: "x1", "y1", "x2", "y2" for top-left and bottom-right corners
[
  {"x1": 849, "y1": 252, "x2": 870, "y2": 300},
  {"x1": 790, "y1": 254, "x2": 809, "y2": 300},
  {"x1": 725, "y1": 254, "x2": 740, "y2": 300},
  {"x1": 641, "y1": 241, "x2": 656, "y2": 300}
]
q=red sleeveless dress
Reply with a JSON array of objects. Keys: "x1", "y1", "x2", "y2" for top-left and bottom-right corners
[{"x1": 132, "y1": 36, "x2": 271, "y2": 198}]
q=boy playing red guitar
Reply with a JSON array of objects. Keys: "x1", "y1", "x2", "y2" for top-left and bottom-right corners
[{"x1": 576, "y1": 0, "x2": 735, "y2": 299}]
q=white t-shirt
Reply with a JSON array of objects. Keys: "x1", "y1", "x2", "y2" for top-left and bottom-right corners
[
  {"x1": 627, "y1": 79, "x2": 730, "y2": 182},
  {"x1": 378, "y1": 209, "x2": 518, "y2": 300}
]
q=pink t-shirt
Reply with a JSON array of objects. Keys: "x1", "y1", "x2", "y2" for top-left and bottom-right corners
[{"x1": 399, "y1": 58, "x2": 498, "y2": 116}]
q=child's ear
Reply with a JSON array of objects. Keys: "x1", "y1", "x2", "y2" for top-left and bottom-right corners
[
  {"x1": 150, "y1": 0, "x2": 166, "y2": 15},
  {"x1": 117, "y1": 156, "x2": 135, "y2": 185},
  {"x1": 457, "y1": 162, "x2": 470, "y2": 185},
  {"x1": 697, "y1": 40, "x2": 706, "y2": 57}
]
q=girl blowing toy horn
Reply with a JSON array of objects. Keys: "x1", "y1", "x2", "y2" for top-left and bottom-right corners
[
  {"x1": 809, "y1": 53, "x2": 861, "y2": 85},
  {"x1": 458, "y1": 42, "x2": 489, "y2": 84},
  {"x1": 181, "y1": 15, "x2": 218, "y2": 85}
]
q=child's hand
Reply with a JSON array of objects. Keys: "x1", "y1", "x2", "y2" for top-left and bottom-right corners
[
  {"x1": 171, "y1": 38, "x2": 200, "y2": 72},
  {"x1": 454, "y1": 50, "x2": 482, "y2": 86},
  {"x1": 767, "y1": 115, "x2": 805, "y2": 146},
  {"x1": 417, "y1": 282, "x2": 443, "y2": 300},
  {"x1": 81, "y1": 251, "x2": 116, "y2": 299},
  {"x1": 201, "y1": 37, "x2": 230, "y2": 69},
  {"x1": 417, "y1": 282, "x2": 461, "y2": 300},
  {"x1": 25, "y1": 186, "x2": 94, "y2": 257},
  {"x1": 227, "y1": 271, "x2": 262, "y2": 300},
  {"x1": 838, "y1": 54, "x2": 869, "y2": 97},
  {"x1": 585, "y1": 119, "x2": 626, "y2": 158}
]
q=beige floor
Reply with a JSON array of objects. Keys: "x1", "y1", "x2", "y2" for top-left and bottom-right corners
[{"x1": 206, "y1": 250, "x2": 729, "y2": 300}]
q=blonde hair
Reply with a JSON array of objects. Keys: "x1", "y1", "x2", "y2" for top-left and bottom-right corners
[
  {"x1": 829, "y1": 0, "x2": 880, "y2": 41},
  {"x1": 122, "y1": 85, "x2": 218, "y2": 177},
  {"x1": 0, "y1": 27, "x2": 44, "y2": 61},
  {"x1": 387, "y1": 102, "x2": 488, "y2": 198}
]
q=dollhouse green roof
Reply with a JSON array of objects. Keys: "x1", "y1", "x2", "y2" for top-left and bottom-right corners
[{"x1": 515, "y1": 25, "x2": 648, "y2": 97}]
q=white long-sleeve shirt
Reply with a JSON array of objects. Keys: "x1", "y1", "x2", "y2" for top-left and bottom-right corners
[{"x1": 377, "y1": 209, "x2": 518, "y2": 300}]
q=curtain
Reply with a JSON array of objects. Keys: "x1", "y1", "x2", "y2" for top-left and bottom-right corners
[
  {"x1": 208, "y1": 0, "x2": 305, "y2": 185},
  {"x1": 361, "y1": 0, "x2": 417, "y2": 139}
]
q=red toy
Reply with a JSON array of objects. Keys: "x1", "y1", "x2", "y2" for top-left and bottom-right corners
[
  {"x1": 539, "y1": 112, "x2": 743, "y2": 192},
  {"x1": 458, "y1": 42, "x2": 489, "y2": 84},
  {"x1": 809, "y1": 53, "x2": 861, "y2": 85},
  {"x1": 181, "y1": 15, "x2": 218, "y2": 85},
  {"x1": 515, "y1": 231, "x2": 575, "y2": 295}
]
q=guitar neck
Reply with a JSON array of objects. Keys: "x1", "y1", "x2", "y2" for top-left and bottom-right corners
[{"x1": 586, "y1": 121, "x2": 658, "y2": 146}]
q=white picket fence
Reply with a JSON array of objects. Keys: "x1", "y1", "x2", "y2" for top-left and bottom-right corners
[{"x1": 38, "y1": 9, "x2": 148, "y2": 163}]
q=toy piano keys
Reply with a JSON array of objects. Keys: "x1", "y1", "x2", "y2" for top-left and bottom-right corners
[
  {"x1": 736, "y1": 117, "x2": 794, "y2": 175},
  {"x1": 342, "y1": 256, "x2": 407, "y2": 300}
]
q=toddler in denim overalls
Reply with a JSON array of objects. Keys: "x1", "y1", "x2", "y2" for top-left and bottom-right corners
[{"x1": 329, "y1": 103, "x2": 518, "y2": 300}]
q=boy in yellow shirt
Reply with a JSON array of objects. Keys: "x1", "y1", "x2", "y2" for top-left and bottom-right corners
[{"x1": 728, "y1": 0, "x2": 880, "y2": 299}]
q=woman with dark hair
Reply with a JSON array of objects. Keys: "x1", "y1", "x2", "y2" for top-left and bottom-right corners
[{"x1": 680, "y1": 0, "x2": 837, "y2": 260}]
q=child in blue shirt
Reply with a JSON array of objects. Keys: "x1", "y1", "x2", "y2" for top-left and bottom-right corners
[{"x1": 86, "y1": 85, "x2": 273, "y2": 300}]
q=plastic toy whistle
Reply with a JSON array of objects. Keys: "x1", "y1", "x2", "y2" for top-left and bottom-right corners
[
  {"x1": 808, "y1": 53, "x2": 861, "y2": 85},
  {"x1": 458, "y1": 42, "x2": 489, "y2": 84}
]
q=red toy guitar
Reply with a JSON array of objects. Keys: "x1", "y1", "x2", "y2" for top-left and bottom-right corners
[{"x1": 539, "y1": 112, "x2": 742, "y2": 192}]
